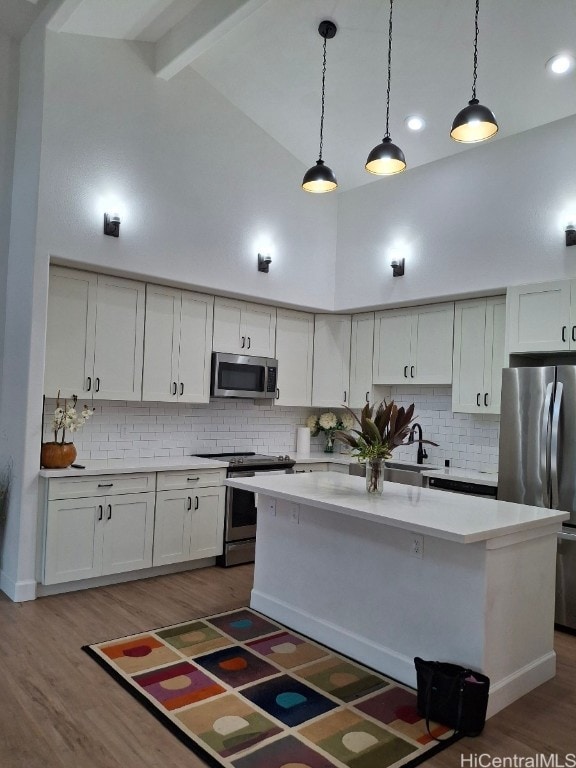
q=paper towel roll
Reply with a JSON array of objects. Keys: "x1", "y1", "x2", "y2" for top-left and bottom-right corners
[{"x1": 296, "y1": 426, "x2": 310, "y2": 456}]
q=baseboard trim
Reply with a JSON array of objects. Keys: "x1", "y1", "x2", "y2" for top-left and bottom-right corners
[
  {"x1": 0, "y1": 570, "x2": 37, "y2": 602},
  {"x1": 251, "y1": 589, "x2": 557, "y2": 719}
]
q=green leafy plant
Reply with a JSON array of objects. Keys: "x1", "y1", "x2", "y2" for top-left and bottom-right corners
[{"x1": 334, "y1": 400, "x2": 437, "y2": 462}]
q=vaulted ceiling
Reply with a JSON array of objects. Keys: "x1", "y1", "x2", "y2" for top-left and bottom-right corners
[{"x1": 3, "y1": 0, "x2": 576, "y2": 191}]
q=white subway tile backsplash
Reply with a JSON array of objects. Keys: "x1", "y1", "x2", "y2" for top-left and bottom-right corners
[{"x1": 43, "y1": 386, "x2": 500, "y2": 472}]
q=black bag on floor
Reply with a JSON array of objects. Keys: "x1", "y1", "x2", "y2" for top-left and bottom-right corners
[{"x1": 414, "y1": 657, "x2": 490, "y2": 738}]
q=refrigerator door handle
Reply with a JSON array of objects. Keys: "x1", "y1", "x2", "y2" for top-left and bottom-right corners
[
  {"x1": 550, "y1": 381, "x2": 563, "y2": 509},
  {"x1": 541, "y1": 382, "x2": 554, "y2": 508}
]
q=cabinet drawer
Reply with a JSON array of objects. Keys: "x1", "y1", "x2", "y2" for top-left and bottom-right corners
[
  {"x1": 48, "y1": 473, "x2": 155, "y2": 500},
  {"x1": 293, "y1": 463, "x2": 330, "y2": 473},
  {"x1": 156, "y1": 468, "x2": 226, "y2": 491}
]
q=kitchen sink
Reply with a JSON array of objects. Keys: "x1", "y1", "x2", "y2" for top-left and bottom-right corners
[{"x1": 349, "y1": 460, "x2": 441, "y2": 487}]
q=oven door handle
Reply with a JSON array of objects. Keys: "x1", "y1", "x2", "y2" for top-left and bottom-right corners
[{"x1": 227, "y1": 471, "x2": 256, "y2": 478}]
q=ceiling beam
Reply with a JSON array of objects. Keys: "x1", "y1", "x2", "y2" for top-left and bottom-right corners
[{"x1": 155, "y1": 0, "x2": 270, "y2": 81}]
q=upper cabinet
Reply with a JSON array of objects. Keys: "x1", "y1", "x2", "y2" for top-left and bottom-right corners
[
  {"x1": 312, "y1": 314, "x2": 351, "y2": 408},
  {"x1": 349, "y1": 313, "x2": 375, "y2": 408},
  {"x1": 452, "y1": 297, "x2": 506, "y2": 414},
  {"x1": 142, "y1": 285, "x2": 213, "y2": 403},
  {"x1": 373, "y1": 303, "x2": 454, "y2": 385},
  {"x1": 212, "y1": 297, "x2": 276, "y2": 357},
  {"x1": 44, "y1": 267, "x2": 145, "y2": 400},
  {"x1": 506, "y1": 281, "x2": 575, "y2": 353},
  {"x1": 275, "y1": 309, "x2": 314, "y2": 407}
]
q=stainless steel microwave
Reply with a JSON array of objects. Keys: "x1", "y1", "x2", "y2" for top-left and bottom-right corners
[{"x1": 211, "y1": 352, "x2": 278, "y2": 399}]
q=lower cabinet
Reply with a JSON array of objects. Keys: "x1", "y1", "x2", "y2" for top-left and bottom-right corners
[
  {"x1": 44, "y1": 491, "x2": 155, "y2": 585},
  {"x1": 153, "y1": 486, "x2": 225, "y2": 566},
  {"x1": 293, "y1": 462, "x2": 349, "y2": 473}
]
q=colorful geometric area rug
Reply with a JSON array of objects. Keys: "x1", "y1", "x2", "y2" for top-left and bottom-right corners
[{"x1": 83, "y1": 607, "x2": 460, "y2": 768}]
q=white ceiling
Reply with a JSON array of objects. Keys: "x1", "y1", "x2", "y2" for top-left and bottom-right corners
[{"x1": 2, "y1": 0, "x2": 576, "y2": 191}]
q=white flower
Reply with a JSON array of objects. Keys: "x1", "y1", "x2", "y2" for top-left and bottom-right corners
[
  {"x1": 54, "y1": 407, "x2": 64, "y2": 417},
  {"x1": 319, "y1": 412, "x2": 337, "y2": 430},
  {"x1": 82, "y1": 408, "x2": 94, "y2": 419},
  {"x1": 341, "y1": 412, "x2": 355, "y2": 430},
  {"x1": 305, "y1": 415, "x2": 318, "y2": 430}
]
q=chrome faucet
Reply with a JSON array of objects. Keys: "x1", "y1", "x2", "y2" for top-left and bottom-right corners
[{"x1": 409, "y1": 422, "x2": 428, "y2": 464}]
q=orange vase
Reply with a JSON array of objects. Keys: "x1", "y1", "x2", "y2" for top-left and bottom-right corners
[{"x1": 40, "y1": 442, "x2": 77, "y2": 469}]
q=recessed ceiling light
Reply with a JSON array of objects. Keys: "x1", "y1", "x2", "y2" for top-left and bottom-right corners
[
  {"x1": 405, "y1": 115, "x2": 425, "y2": 132},
  {"x1": 546, "y1": 54, "x2": 575, "y2": 75}
]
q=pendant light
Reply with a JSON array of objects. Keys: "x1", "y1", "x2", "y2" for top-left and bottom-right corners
[
  {"x1": 302, "y1": 20, "x2": 338, "y2": 193},
  {"x1": 365, "y1": 0, "x2": 406, "y2": 176},
  {"x1": 450, "y1": 0, "x2": 498, "y2": 143}
]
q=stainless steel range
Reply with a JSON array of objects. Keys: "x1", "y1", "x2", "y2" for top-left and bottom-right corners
[{"x1": 195, "y1": 452, "x2": 295, "y2": 566}]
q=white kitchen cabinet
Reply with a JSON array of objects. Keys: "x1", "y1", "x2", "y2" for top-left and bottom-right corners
[
  {"x1": 142, "y1": 284, "x2": 213, "y2": 403},
  {"x1": 312, "y1": 314, "x2": 351, "y2": 408},
  {"x1": 373, "y1": 303, "x2": 454, "y2": 385},
  {"x1": 275, "y1": 309, "x2": 314, "y2": 406},
  {"x1": 506, "y1": 280, "x2": 575, "y2": 353},
  {"x1": 212, "y1": 297, "x2": 276, "y2": 357},
  {"x1": 153, "y1": 485, "x2": 225, "y2": 566},
  {"x1": 452, "y1": 297, "x2": 506, "y2": 414},
  {"x1": 349, "y1": 313, "x2": 375, "y2": 408},
  {"x1": 42, "y1": 473, "x2": 155, "y2": 585},
  {"x1": 293, "y1": 462, "x2": 349, "y2": 473},
  {"x1": 44, "y1": 266, "x2": 145, "y2": 400}
]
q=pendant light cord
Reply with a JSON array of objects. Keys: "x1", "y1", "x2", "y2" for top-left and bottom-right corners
[
  {"x1": 472, "y1": 0, "x2": 479, "y2": 100},
  {"x1": 318, "y1": 34, "x2": 327, "y2": 161},
  {"x1": 385, "y1": 0, "x2": 394, "y2": 138}
]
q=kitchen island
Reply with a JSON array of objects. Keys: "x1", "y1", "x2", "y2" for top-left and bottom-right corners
[{"x1": 226, "y1": 471, "x2": 568, "y2": 717}]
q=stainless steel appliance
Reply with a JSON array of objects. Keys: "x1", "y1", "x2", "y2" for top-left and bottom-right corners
[
  {"x1": 210, "y1": 353, "x2": 278, "y2": 399},
  {"x1": 195, "y1": 452, "x2": 295, "y2": 566},
  {"x1": 426, "y1": 475, "x2": 497, "y2": 498},
  {"x1": 498, "y1": 366, "x2": 576, "y2": 631}
]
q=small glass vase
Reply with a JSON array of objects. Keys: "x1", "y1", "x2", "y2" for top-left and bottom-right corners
[
  {"x1": 324, "y1": 432, "x2": 335, "y2": 453},
  {"x1": 366, "y1": 458, "x2": 384, "y2": 494}
]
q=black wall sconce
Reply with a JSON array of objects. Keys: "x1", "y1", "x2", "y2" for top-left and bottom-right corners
[
  {"x1": 566, "y1": 225, "x2": 576, "y2": 247},
  {"x1": 391, "y1": 258, "x2": 405, "y2": 277},
  {"x1": 258, "y1": 253, "x2": 272, "y2": 273},
  {"x1": 104, "y1": 213, "x2": 120, "y2": 237}
]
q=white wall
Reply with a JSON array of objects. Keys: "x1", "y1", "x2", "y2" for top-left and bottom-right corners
[
  {"x1": 335, "y1": 115, "x2": 576, "y2": 311},
  {"x1": 36, "y1": 32, "x2": 337, "y2": 311},
  {"x1": 0, "y1": 31, "x2": 19, "y2": 402}
]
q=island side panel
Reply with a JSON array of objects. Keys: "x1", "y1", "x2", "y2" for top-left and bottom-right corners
[{"x1": 252, "y1": 496, "x2": 487, "y2": 682}]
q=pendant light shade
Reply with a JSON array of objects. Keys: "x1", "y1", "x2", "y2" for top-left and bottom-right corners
[
  {"x1": 302, "y1": 159, "x2": 338, "y2": 193},
  {"x1": 365, "y1": 137, "x2": 406, "y2": 175},
  {"x1": 365, "y1": 0, "x2": 406, "y2": 176},
  {"x1": 302, "y1": 20, "x2": 338, "y2": 193},
  {"x1": 450, "y1": 0, "x2": 498, "y2": 143}
]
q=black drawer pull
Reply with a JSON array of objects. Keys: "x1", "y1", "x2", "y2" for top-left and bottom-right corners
[
  {"x1": 187, "y1": 476, "x2": 200, "y2": 482},
  {"x1": 98, "y1": 483, "x2": 114, "y2": 488}
]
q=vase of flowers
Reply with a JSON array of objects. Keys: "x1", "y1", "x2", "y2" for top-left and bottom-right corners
[
  {"x1": 306, "y1": 411, "x2": 354, "y2": 453},
  {"x1": 41, "y1": 392, "x2": 94, "y2": 469},
  {"x1": 334, "y1": 400, "x2": 437, "y2": 494}
]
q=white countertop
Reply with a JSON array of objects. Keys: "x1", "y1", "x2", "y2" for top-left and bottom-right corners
[
  {"x1": 226, "y1": 471, "x2": 566, "y2": 544},
  {"x1": 422, "y1": 466, "x2": 499, "y2": 486},
  {"x1": 39, "y1": 455, "x2": 229, "y2": 478}
]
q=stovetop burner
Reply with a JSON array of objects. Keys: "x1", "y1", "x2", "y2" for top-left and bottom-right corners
[{"x1": 195, "y1": 451, "x2": 294, "y2": 468}]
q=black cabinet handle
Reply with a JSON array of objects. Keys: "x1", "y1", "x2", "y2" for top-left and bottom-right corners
[
  {"x1": 477, "y1": 393, "x2": 481, "y2": 407},
  {"x1": 95, "y1": 377, "x2": 100, "y2": 392},
  {"x1": 86, "y1": 376, "x2": 92, "y2": 392},
  {"x1": 97, "y1": 504, "x2": 103, "y2": 521},
  {"x1": 187, "y1": 496, "x2": 192, "y2": 511},
  {"x1": 484, "y1": 393, "x2": 489, "y2": 407},
  {"x1": 410, "y1": 365, "x2": 415, "y2": 378},
  {"x1": 404, "y1": 365, "x2": 408, "y2": 378},
  {"x1": 366, "y1": 391, "x2": 370, "y2": 403},
  {"x1": 343, "y1": 390, "x2": 347, "y2": 402},
  {"x1": 195, "y1": 496, "x2": 199, "y2": 510},
  {"x1": 172, "y1": 381, "x2": 177, "y2": 395},
  {"x1": 572, "y1": 326, "x2": 576, "y2": 343},
  {"x1": 276, "y1": 388, "x2": 280, "y2": 399},
  {"x1": 180, "y1": 382, "x2": 184, "y2": 396},
  {"x1": 562, "y1": 325, "x2": 567, "y2": 343},
  {"x1": 241, "y1": 336, "x2": 245, "y2": 348},
  {"x1": 107, "y1": 504, "x2": 112, "y2": 520},
  {"x1": 247, "y1": 336, "x2": 251, "y2": 349}
]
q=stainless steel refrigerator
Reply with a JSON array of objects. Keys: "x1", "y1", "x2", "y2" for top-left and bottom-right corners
[{"x1": 498, "y1": 366, "x2": 576, "y2": 632}]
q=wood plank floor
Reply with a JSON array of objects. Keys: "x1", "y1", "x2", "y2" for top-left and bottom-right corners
[{"x1": 0, "y1": 565, "x2": 574, "y2": 767}]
